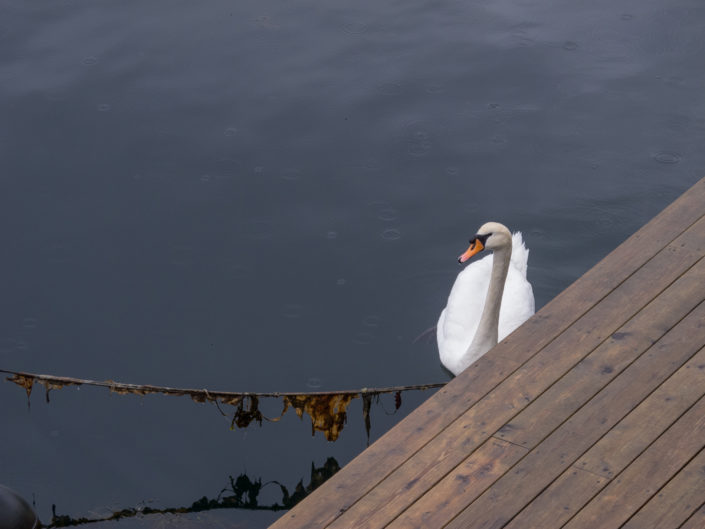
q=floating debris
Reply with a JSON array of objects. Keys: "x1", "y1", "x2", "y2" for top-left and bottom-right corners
[{"x1": 1, "y1": 369, "x2": 444, "y2": 442}]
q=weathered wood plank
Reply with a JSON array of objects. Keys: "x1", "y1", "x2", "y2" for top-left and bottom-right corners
[
  {"x1": 385, "y1": 439, "x2": 526, "y2": 529},
  {"x1": 576, "y1": 348, "x2": 705, "y2": 479},
  {"x1": 269, "y1": 180, "x2": 705, "y2": 529},
  {"x1": 679, "y1": 503, "x2": 705, "y2": 529},
  {"x1": 326, "y1": 376, "x2": 526, "y2": 529},
  {"x1": 497, "y1": 246, "x2": 705, "y2": 448},
  {"x1": 327, "y1": 240, "x2": 705, "y2": 529},
  {"x1": 503, "y1": 344, "x2": 705, "y2": 529},
  {"x1": 502, "y1": 467, "x2": 608, "y2": 529},
  {"x1": 621, "y1": 447, "x2": 705, "y2": 529},
  {"x1": 444, "y1": 300, "x2": 705, "y2": 529},
  {"x1": 564, "y1": 394, "x2": 705, "y2": 529}
]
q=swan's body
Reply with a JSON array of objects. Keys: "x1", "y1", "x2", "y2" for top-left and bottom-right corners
[{"x1": 437, "y1": 223, "x2": 534, "y2": 375}]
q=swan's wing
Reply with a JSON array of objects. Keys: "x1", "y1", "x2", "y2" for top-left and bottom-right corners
[
  {"x1": 437, "y1": 253, "x2": 493, "y2": 366},
  {"x1": 436, "y1": 307, "x2": 447, "y2": 346},
  {"x1": 498, "y1": 236, "x2": 535, "y2": 340}
]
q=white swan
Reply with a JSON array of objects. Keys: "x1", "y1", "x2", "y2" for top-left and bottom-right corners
[{"x1": 437, "y1": 222, "x2": 535, "y2": 375}]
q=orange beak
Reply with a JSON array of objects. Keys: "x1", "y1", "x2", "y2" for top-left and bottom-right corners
[{"x1": 458, "y1": 239, "x2": 485, "y2": 263}]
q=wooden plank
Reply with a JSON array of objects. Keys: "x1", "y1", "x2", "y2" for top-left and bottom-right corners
[
  {"x1": 680, "y1": 504, "x2": 705, "y2": 529},
  {"x1": 326, "y1": 377, "x2": 527, "y2": 529},
  {"x1": 444, "y1": 300, "x2": 705, "y2": 529},
  {"x1": 503, "y1": 344, "x2": 705, "y2": 529},
  {"x1": 269, "y1": 179, "x2": 705, "y2": 529},
  {"x1": 385, "y1": 439, "x2": 526, "y2": 529},
  {"x1": 577, "y1": 347, "x2": 705, "y2": 478},
  {"x1": 327, "y1": 240, "x2": 705, "y2": 529},
  {"x1": 503, "y1": 467, "x2": 608, "y2": 529},
  {"x1": 564, "y1": 394, "x2": 705, "y2": 529},
  {"x1": 496, "y1": 247, "x2": 705, "y2": 448},
  {"x1": 621, "y1": 447, "x2": 705, "y2": 529}
]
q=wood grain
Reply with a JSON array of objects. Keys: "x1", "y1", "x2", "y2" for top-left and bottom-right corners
[
  {"x1": 679, "y1": 503, "x2": 705, "y2": 529},
  {"x1": 497, "y1": 253, "x2": 705, "y2": 448},
  {"x1": 445, "y1": 300, "x2": 705, "y2": 529},
  {"x1": 386, "y1": 439, "x2": 526, "y2": 529},
  {"x1": 564, "y1": 395, "x2": 705, "y2": 529},
  {"x1": 576, "y1": 344, "x2": 705, "y2": 478},
  {"x1": 504, "y1": 344, "x2": 705, "y2": 528},
  {"x1": 504, "y1": 468, "x2": 608, "y2": 529},
  {"x1": 621, "y1": 447, "x2": 705, "y2": 529}
]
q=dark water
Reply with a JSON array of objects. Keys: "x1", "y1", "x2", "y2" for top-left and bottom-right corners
[{"x1": 1, "y1": 0, "x2": 703, "y2": 525}]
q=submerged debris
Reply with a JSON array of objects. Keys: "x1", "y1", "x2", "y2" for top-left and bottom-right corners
[{"x1": 1, "y1": 369, "x2": 444, "y2": 442}]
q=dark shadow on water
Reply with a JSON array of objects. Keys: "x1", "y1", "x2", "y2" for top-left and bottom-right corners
[{"x1": 45, "y1": 457, "x2": 340, "y2": 527}]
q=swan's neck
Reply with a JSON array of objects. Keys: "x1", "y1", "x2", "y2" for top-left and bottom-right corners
[{"x1": 466, "y1": 245, "x2": 511, "y2": 357}]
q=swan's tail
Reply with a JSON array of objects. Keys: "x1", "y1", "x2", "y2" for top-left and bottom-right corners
[{"x1": 511, "y1": 231, "x2": 530, "y2": 276}]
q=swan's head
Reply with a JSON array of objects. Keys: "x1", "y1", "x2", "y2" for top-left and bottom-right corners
[{"x1": 458, "y1": 222, "x2": 512, "y2": 263}]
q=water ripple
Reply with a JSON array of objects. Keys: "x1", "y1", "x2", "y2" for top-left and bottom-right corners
[
  {"x1": 376, "y1": 82, "x2": 402, "y2": 96},
  {"x1": 402, "y1": 120, "x2": 433, "y2": 157},
  {"x1": 244, "y1": 218, "x2": 274, "y2": 239},
  {"x1": 377, "y1": 208, "x2": 398, "y2": 222},
  {"x1": 652, "y1": 151, "x2": 681, "y2": 164},
  {"x1": 352, "y1": 331, "x2": 374, "y2": 345},
  {"x1": 425, "y1": 83, "x2": 446, "y2": 95},
  {"x1": 343, "y1": 22, "x2": 368, "y2": 35},
  {"x1": 381, "y1": 228, "x2": 401, "y2": 241},
  {"x1": 281, "y1": 168, "x2": 302, "y2": 181},
  {"x1": 306, "y1": 377, "x2": 322, "y2": 389},
  {"x1": 362, "y1": 315, "x2": 381, "y2": 328},
  {"x1": 0, "y1": 338, "x2": 29, "y2": 354},
  {"x1": 282, "y1": 304, "x2": 304, "y2": 318}
]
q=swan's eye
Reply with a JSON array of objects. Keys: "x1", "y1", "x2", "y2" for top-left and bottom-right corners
[{"x1": 475, "y1": 233, "x2": 491, "y2": 245}]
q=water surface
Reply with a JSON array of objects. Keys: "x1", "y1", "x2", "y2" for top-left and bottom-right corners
[{"x1": 1, "y1": 0, "x2": 704, "y2": 526}]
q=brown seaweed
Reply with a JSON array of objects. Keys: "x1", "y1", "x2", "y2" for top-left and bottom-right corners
[{"x1": 2, "y1": 368, "x2": 444, "y2": 442}]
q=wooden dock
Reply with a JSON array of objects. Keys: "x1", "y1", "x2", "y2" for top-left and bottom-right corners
[{"x1": 270, "y1": 177, "x2": 705, "y2": 529}]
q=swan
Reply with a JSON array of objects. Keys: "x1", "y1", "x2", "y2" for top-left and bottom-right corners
[{"x1": 437, "y1": 222, "x2": 534, "y2": 375}]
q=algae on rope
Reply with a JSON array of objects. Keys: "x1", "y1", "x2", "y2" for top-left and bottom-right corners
[{"x1": 2, "y1": 369, "x2": 444, "y2": 442}]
